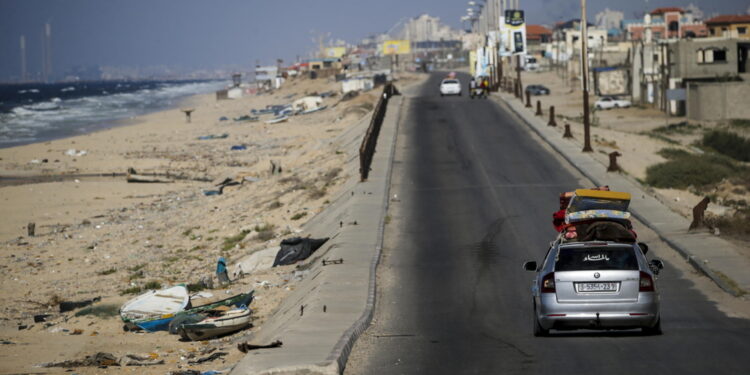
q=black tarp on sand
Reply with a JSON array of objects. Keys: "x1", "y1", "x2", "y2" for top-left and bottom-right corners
[{"x1": 272, "y1": 237, "x2": 329, "y2": 267}]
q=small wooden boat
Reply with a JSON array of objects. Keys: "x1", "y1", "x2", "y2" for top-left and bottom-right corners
[
  {"x1": 134, "y1": 291, "x2": 254, "y2": 333},
  {"x1": 265, "y1": 115, "x2": 288, "y2": 124},
  {"x1": 120, "y1": 286, "x2": 189, "y2": 330},
  {"x1": 301, "y1": 105, "x2": 328, "y2": 115},
  {"x1": 178, "y1": 306, "x2": 252, "y2": 341}
]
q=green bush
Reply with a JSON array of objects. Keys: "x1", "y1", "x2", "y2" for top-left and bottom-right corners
[
  {"x1": 143, "y1": 280, "x2": 162, "y2": 290},
  {"x1": 74, "y1": 304, "x2": 119, "y2": 318},
  {"x1": 729, "y1": 119, "x2": 750, "y2": 128},
  {"x1": 702, "y1": 130, "x2": 750, "y2": 162},
  {"x1": 657, "y1": 148, "x2": 690, "y2": 160},
  {"x1": 645, "y1": 151, "x2": 740, "y2": 189},
  {"x1": 222, "y1": 230, "x2": 250, "y2": 251}
]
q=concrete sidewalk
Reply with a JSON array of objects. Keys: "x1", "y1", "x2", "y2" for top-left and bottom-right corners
[
  {"x1": 495, "y1": 91, "x2": 750, "y2": 297},
  {"x1": 230, "y1": 92, "x2": 405, "y2": 374}
]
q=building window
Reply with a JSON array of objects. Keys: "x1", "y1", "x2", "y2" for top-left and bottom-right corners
[
  {"x1": 710, "y1": 28, "x2": 715, "y2": 35},
  {"x1": 739, "y1": 27, "x2": 747, "y2": 35},
  {"x1": 697, "y1": 48, "x2": 728, "y2": 64},
  {"x1": 714, "y1": 49, "x2": 727, "y2": 62},
  {"x1": 668, "y1": 21, "x2": 679, "y2": 32}
]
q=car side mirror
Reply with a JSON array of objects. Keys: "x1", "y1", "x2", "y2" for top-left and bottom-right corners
[
  {"x1": 523, "y1": 261, "x2": 538, "y2": 271},
  {"x1": 638, "y1": 242, "x2": 649, "y2": 255},
  {"x1": 649, "y1": 259, "x2": 664, "y2": 275}
]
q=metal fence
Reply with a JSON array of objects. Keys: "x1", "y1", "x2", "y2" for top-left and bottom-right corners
[{"x1": 359, "y1": 83, "x2": 400, "y2": 181}]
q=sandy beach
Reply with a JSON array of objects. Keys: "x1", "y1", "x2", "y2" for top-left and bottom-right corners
[{"x1": 0, "y1": 73, "x2": 419, "y2": 374}]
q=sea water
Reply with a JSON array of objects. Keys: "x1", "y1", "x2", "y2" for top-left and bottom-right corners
[{"x1": 0, "y1": 79, "x2": 226, "y2": 148}]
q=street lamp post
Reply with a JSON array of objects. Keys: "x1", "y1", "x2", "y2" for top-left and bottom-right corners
[{"x1": 581, "y1": 0, "x2": 593, "y2": 152}]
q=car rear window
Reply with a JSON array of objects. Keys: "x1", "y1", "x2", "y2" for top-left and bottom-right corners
[
  {"x1": 555, "y1": 247, "x2": 638, "y2": 271},
  {"x1": 443, "y1": 80, "x2": 459, "y2": 84}
]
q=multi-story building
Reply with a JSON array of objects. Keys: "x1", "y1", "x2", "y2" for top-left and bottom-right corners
[
  {"x1": 626, "y1": 7, "x2": 707, "y2": 41},
  {"x1": 705, "y1": 15, "x2": 750, "y2": 39}
]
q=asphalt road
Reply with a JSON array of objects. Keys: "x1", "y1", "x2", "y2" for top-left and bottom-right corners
[{"x1": 345, "y1": 72, "x2": 750, "y2": 374}]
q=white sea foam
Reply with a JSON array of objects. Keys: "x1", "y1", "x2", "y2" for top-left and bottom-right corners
[{"x1": 2, "y1": 80, "x2": 224, "y2": 148}]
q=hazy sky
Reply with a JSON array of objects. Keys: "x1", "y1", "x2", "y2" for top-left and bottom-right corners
[{"x1": 0, "y1": 0, "x2": 747, "y2": 81}]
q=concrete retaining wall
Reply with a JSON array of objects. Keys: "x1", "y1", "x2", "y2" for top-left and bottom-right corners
[{"x1": 687, "y1": 81, "x2": 750, "y2": 121}]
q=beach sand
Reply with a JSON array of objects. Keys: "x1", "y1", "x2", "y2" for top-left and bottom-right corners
[{"x1": 0, "y1": 73, "x2": 422, "y2": 374}]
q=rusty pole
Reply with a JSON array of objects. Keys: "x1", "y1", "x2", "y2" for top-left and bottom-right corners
[
  {"x1": 548, "y1": 106, "x2": 558, "y2": 126},
  {"x1": 536, "y1": 100, "x2": 542, "y2": 116},
  {"x1": 526, "y1": 91, "x2": 532, "y2": 108},
  {"x1": 563, "y1": 122, "x2": 573, "y2": 138},
  {"x1": 607, "y1": 151, "x2": 622, "y2": 172}
]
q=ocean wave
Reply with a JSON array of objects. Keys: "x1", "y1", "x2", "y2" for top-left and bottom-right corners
[{"x1": 1, "y1": 80, "x2": 225, "y2": 148}]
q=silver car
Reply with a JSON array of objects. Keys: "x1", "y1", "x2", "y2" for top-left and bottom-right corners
[{"x1": 524, "y1": 241, "x2": 664, "y2": 336}]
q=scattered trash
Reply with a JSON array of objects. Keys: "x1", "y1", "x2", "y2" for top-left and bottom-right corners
[
  {"x1": 230, "y1": 145, "x2": 247, "y2": 151},
  {"x1": 233, "y1": 115, "x2": 259, "y2": 122},
  {"x1": 322, "y1": 258, "x2": 344, "y2": 266},
  {"x1": 217, "y1": 257, "x2": 230, "y2": 285},
  {"x1": 119, "y1": 353, "x2": 164, "y2": 366},
  {"x1": 41, "y1": 352, "x2": 118, "y2": 368},
  {"x1": 59, "y1": 296, "x2": 101, "y2": 313},
  {"x1": 272, "y1": 237, "x2": 329, "y2": 266},
  {"x1": 64, "y1": 149, "x2": 88, "y2": 157},
  {"x1": 243, "y1": 176, "x2": 261, "y2": 183},
  {"x1": 237, "y1": 340, "x2": 283, "y2": 353},
  {"x1": 219, "y1": 116, "x2": 228, "y2": 121},
  {"x1": 71, "y1": 328, "x2": 84, "y2": 335},
  {"x1": 187, "y1": 352, "x2": 228, "y2": 364},
  {"x1": 197, "y1": 133, "x2": 229, "y2": 140},
  {"x1": 126, "y1": 167, "x2": 173, "y2": 183}
]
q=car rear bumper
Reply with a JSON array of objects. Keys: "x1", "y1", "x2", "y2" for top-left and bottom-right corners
[{"x1": 537, "y1": 293, "x2": 659, "y2": 330}]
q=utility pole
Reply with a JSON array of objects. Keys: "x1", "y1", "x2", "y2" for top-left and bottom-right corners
[
  {"x1": 581, "y1": 0, "x2": 593, "y2": 152},
  {"x1": 19, "y1": 35, "x2": 27, "y2": 82}
]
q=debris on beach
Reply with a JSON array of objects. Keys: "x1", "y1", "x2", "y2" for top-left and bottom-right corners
[
  {"x1": 197, "y1": 133, "x2": 229, "y2": 140},
  {"x1": 237, "y1": 339, "x2": 283, "y2": 353},
  {"x1": 272, "y1": 237, "x2": 329, "y2": 266}
]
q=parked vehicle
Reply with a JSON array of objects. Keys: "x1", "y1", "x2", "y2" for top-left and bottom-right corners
[
  {"x1": 524, "y1": 56, "x2": 540, "y2": 71},
  {"x1": 439, "y1": 79, "x2": 462, "y2": 96},
  {"x1": 595, "y1": 96, "x2": 631, "y2": 110},
  {"x1": 525, "y1": 84, "x2": 550, "y2": 96},
  {"x1": 524, "y1": 240, "x2": 663, "y2": 336}
]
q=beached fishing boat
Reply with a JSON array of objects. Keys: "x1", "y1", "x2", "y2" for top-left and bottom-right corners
[
  {"x1": 120, "y1": 286, "x2": 189, "y2": 330},
  {"x1": 178, "y1": 306, "x2": 252, "y2": 341},
  {"x1": 301, "y1": 105, "x2": 328, "y2": 115},
  {"x1": 265, "y1": 115, "x2": 288, "y2": 124},
  {"x1": 134, "y1": 291, "x2": 254, "y2": 333}
]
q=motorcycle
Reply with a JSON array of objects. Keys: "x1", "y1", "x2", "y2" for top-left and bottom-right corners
[{"x1": 470, "y1": 87, "x2": 487, "y2": 99}]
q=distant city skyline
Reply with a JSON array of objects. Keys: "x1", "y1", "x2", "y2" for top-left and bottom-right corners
[{"x1": 0, "y1": 0, "x2": 748, "y2": 82}]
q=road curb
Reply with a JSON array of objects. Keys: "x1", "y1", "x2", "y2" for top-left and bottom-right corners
[
  {"x1": 326, "y1": 95, "x2": 405, "y2": 372},
  {"x1": 494, "y1": 92, "x2": 746, "y2": 297}
]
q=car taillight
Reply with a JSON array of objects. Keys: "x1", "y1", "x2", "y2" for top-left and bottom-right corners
[
  {"x1": 639, "y1": 271, "x2": 655, "y2": 292},
  {"x1": 541, "y1": 272, "x2": 555, "y2": 293}
]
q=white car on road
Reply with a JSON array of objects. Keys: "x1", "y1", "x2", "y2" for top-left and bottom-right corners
[
  {"x1": 440, "y1": 79, "x2": 462, "y2": 96},
  {"x1": 595, "y1": 96, "x2": 631, "y2": 110}
]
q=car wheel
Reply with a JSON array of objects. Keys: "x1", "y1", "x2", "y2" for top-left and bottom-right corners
[
  {"x1": 441, "y1": 93, "x2": 444, "y2": 97},
  {"x1": 596, "y1": 105, "x2": 602, "y2": 110},
  {"x1": 533, "y1": 304, "x2": 549, "y2": 337},
  {"x1": 614, "y1": 104, "x2": 619, "y2": 108},
  {"x1": 642, "y1": 317, "x2": 662, "y2": 336}
]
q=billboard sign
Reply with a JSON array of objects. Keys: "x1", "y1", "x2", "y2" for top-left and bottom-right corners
[
  {"x1": 323, "y1": 47, "x2": 346, "y2": 58},
  {"x1": 382, "y1": 40, "x2": 411, "y2": 55},
  {"x1": 502, "y1": 10, "x2": 527, "y2": 55}
]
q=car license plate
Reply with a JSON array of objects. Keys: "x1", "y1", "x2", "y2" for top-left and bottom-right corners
[{"x1": 576, "y1": 282, "x2": 618, "y2": 292}]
